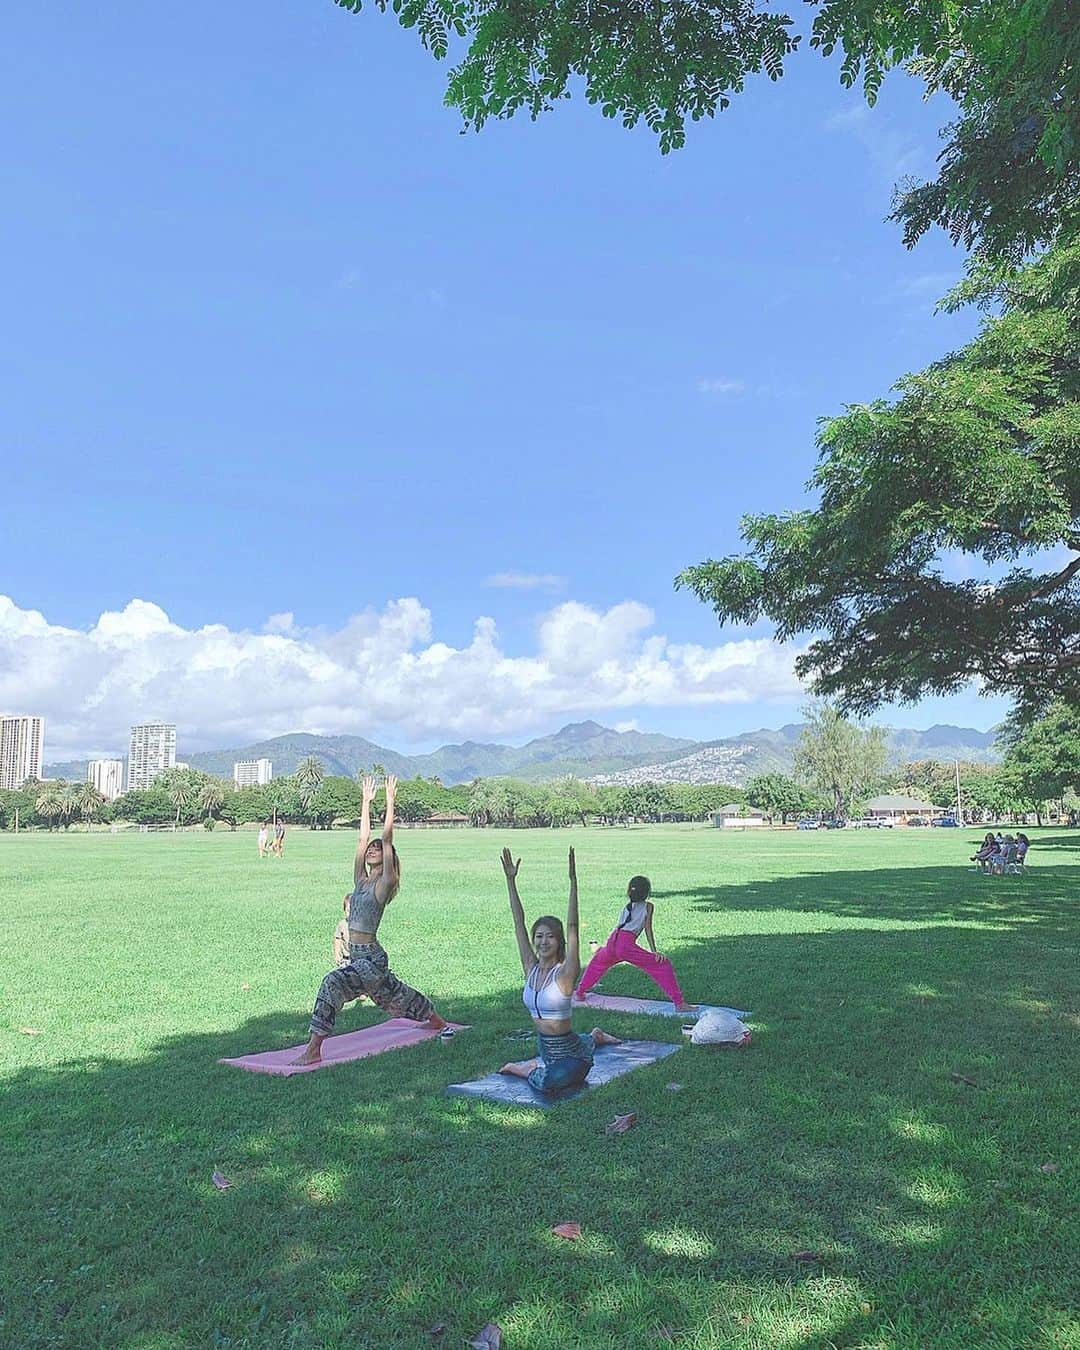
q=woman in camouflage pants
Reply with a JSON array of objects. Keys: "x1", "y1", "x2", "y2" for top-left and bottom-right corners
[{"x1": 292, "y1": 774, "x2": 447, "y2": 1064}]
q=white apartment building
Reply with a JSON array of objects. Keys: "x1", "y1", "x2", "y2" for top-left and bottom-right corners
[
  {"x1": 0, "y1": 714, "x2": 45, "y2": 789},
  {"x1": 87, "y1": 759, "x2": 125, "y2": 801},
  {"x1": 234, "y1": 758, "x2": 273, "y2": 788},
  {"x1": 128, "y1": 722, "x2": 177, "y2": 790}
]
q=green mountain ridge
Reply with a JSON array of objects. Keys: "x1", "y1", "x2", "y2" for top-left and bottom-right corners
[{"x1": 44, "y1": 720, "x2": 998, "y2": 787}]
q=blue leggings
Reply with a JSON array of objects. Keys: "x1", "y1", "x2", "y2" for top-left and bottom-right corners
[{"x1": 528, "y1": 1031, "x2": 596, "y2": 1095}]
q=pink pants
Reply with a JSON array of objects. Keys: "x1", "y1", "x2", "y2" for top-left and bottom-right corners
[{"x1": 576, "y1": 929, "x2": 687, "y2": 1005}]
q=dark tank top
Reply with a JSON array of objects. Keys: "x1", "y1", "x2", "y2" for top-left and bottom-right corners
[{"x1": 348, "y1": 875, "x2": 384, "y2": 934}]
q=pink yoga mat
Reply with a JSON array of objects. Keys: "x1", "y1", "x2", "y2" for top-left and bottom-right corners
[{"x1": 219, "y1": 1019, "x2": 468, "y2": 1077}]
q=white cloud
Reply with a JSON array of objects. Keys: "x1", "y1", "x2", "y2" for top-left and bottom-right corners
[
  {"x1": 826, "y1": 103, "x2": 928, "y2": 182},
  {"x1": 0, "y1": 594, "x2": 805, "y2": 759},
  {"x1": 886, "y1": 272, "x2": 958, "y2": 300},
  {"x1": 484, "y1": 572, "x2": 565, "y2": 590},
  {"x1": 698, "y1": 378, "x2": 745, "y2": 396}
]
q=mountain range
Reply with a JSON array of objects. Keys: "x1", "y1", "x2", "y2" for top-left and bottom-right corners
[{"x1": 45, "y1": 720, "x2": 1000, "y2": 788}]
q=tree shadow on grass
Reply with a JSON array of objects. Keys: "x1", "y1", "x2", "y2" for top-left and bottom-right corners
[
  {"x1": 1011, "y1": 832, "x2": 1080, "y2": 851},
  {"x1": 2, "y1": 893, "x2": 1078, "y2": 1348},
  {"x1": 655, "y1": 859, "x2": 1079, "y2": 933}
]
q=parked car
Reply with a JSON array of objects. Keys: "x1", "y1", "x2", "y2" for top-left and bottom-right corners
[
  {"x1": 932, "y1": 816, "x2": 960, "y2": 827},
  {"x1": 822, "y1": 818, "x2": 846, "y2": 829},
  {"x1": 907, "y1": 817, "x2": 930, "y2": 827},
  {"x1": 796, "y1": 819, "x2": 820, "y2": 830}
]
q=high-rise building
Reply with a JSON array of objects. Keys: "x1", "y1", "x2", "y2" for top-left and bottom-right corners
[
  {"x1": 0, "y1": 714, "x2": 45, "y2": 789},
  {"x1": 234, "y1": 758, "x2": 273, "y2": 788},
  {"x1": 128, "y1": 723, "x2": 176, "y2": 790},
  {"x1": 87, "y1": 759, "x2": 125, "y2": 801}
]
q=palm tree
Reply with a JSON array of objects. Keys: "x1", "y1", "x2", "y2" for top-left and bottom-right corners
[
  {"x1": 296, "y1": 756, "x2": 324, "y2": 792},
  {"x1": 77, "y1": 783, "x2": 105, "y2": 828},
  {"x1": 198, "y1": 782, "x2": 225, "y2": 828},
  {"x1": 467, "y1": 779, "x2": 491, "y2": 827},
  {"x1": 169, "y1": 778, "x2": 194, "y2": 830},
  {"x1": 35, "y1": 787, "x2": 63, "y2": 831},
  {"x1": 60, "y1": 784, "x2": 82, "y2": 831},
  {"x1": 296, "y1": 756, "x2": 324, "y2": 829}
]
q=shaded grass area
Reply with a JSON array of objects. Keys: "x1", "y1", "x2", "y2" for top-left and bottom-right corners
[{"x1": 1, "y1": 828, "x2": 1078, "y2": 1348}]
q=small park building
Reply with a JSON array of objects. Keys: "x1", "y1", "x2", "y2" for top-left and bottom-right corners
[
  {"x1": 863, "y1": 794, "x2": 944, "y2": 824},
  {"x1": 425, "y1": 810, "x2": 470, "y2": 828},
  {"x1": 710, "y1": 804, "x2": 767, "y2": 828}
]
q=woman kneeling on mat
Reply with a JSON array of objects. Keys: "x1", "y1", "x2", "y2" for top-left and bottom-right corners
[
  {"x1": 573, "y1": 875, "x2": 694, "y2": 1014},
  {"x1": 291, "y1": 774, "x2": 446, "y2": 1065},
  {"x1": 499, "y1": 846, "x2": 619, "y2": 1094}
]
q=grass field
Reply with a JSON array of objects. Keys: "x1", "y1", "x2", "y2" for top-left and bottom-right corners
[{"x1": 1, "y1": 825, "x2": 1077, "y2": 1349}]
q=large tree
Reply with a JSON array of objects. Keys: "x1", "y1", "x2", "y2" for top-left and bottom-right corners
[
  {"x1": 337, "y1": 0, "x2": 1078, "y2": 259},
  {"x1": 1000, "y1": 700, "x2": 1080, "y2": 809},
  {"x1": 744, "y1": 772, "x2": 812, "y2": 823},
  {"x1": 793, "y1": 703, "x2": 887, "y2": 820},
  {"x1": 335, "y1": 0, "x2": 1079, "y2": 721},
  {"x1": 679, "y1": 238, "x2": 1080, "y2": 719}
]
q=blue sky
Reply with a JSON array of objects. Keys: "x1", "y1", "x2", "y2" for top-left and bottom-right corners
[{"x1": 1, "y1": 0, "x2": 1012, "y2": 758}]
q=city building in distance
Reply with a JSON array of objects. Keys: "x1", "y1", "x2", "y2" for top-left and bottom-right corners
[
  {"x1": 0, "y1": 714, "x2": 45, "y2": 789},
  {"x1": 87, "y1": 759, "x2": 125, "y2": 801},
  {"x1": 128, "y1": 722, "x2": 177, "y2": 790},
  {"x1": 234, "y1": 758, "x2": 273, "y2": 788}
]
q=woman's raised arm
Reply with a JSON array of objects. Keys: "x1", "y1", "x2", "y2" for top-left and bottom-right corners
[
  {"x1": 374, "y1": 775, "x2": 398, "y2": 904},
  {"x1": 501, "y1": 848, "x2": 534, "y2": 978},
  {"x1": 561, "y1": 847, "x2": 581, "y2": 987},
  {"x1": 353, "y1": 774, "x2": 376, "y2": 886}
]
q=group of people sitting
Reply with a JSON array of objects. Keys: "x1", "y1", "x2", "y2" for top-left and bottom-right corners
[
  {"x1": 970, "y1": 831, "x2": 1030, "y2": 874},
  {"x1": 297, "y1": 773, "x2": 693, "y2": 1095}
]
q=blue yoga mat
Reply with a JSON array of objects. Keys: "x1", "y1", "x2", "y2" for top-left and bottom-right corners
[{"x1": 446, "y1": 1038, "x2": 681, "y2": 1108}]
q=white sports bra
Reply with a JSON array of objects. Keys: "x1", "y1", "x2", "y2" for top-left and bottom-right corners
[{"x1": 523, "y1": 962, "x2": 572, "y2": 1020}]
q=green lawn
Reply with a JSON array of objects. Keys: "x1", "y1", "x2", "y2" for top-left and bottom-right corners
[{"x1": 1, "y1": 826, "x2": 1077, "y2": 1349}]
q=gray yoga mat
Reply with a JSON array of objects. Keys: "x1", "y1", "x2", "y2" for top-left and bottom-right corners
[{"x1": 446, "y1": 1038, "x2": 681, "y2": 1108}]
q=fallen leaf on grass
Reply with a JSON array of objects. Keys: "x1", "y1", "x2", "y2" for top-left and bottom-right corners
[
  {"x1": 552, "y1": 1222, "x2": 582, "y2": 1241},
  {"x1": 653, "y1": 1326, "x2": 676, "y2": 1342},
  {"x1": 860, "y1": 1302, "x2": 872, "y2": 1315},
  {"x1": 950, "y1": 1072, "x2": 980, "y2": 1088},
  {"x1": 18, "y1": 1027, "x2": 42, "y2": 1036},
  {"x1": 790, "y1": 1250, "x2": 822, "y2": 1263},
  {"x1": 211, "y1": 1170, "x2": 232, "y2": 1191},
  {"x1": 240, "y1": 983, "x2": 251, "y2": 991},
  {"x1": 665, "y1": 1082, "x2": 683, "y2": 1092},
  {"x1": 1040, "y1": 1162, "x2": 1059, "y2": 1174},
  {"x1": 426, "y1": 1324, "x2": 446, "y2": 1339},
  {"x1": 606, "y1": 1112, "x2": 637, "y2": 1135},
  {"x1": 466, "y1": 1323, "x2": 502, "y2": 1349}
]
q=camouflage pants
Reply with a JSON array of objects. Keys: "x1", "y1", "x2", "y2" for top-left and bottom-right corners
[{"x1": 309, "y1": 940, "x2": 434, "y2": 1036}]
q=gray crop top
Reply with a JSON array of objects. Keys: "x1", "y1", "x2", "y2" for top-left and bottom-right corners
[{"x1": 348, "y1": 875, "x2": 384, "y2": 934}]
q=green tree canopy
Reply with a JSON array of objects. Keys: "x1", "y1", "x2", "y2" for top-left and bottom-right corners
[
  {"x1": 679, "y1": 238, "x2": 1080, "y2": 720},
  {"x1": 744, "y1": 772, "x2": 812, "y2": 822},
  {"x1": 336, "y1": 0, "x2": 1078, "y2": 259},
  {"x1": 1000, "y1": 699, "x2": 1080, "y2": 807},
  {"x1": 793, "y1": 704, "x2": 887, "y2": 819}
]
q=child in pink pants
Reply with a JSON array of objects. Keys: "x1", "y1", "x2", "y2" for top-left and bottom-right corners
[{"x1": 574, "y1": 875, "x2": 693, "y2": 1012}]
